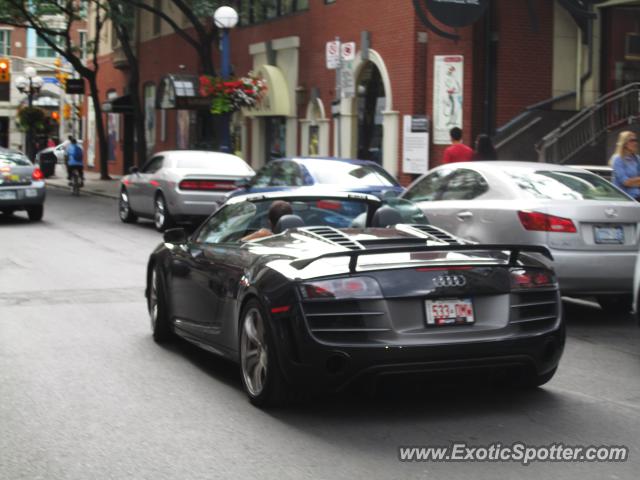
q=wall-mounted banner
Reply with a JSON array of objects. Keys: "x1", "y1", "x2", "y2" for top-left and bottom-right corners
[
  {"x1": 423, "y1": 0, "x2": 489, "y2": 28},
  {"x1": 433, "y1": 55, "x2": 463, "y2": 145},
  {"x1": 403, "y1": 115, "x2": 430, "y2": 174}
]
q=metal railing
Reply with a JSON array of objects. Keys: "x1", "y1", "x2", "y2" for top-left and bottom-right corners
[{"x1": 537, "y1": 83, "x2": 640, "y2": 164}]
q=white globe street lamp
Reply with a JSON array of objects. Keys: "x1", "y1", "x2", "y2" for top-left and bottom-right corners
[
  {"x1": 213, "y1": 5, "x2": 238, "y2": 153},
  {"x1": 16, "y1": 66, "x2": 45, "y2": 160}
]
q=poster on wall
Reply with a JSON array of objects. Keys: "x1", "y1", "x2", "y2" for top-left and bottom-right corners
[
  {"x1": 107, "y1": 91, "x2": 119, "y2": 162},
  {"x1": 433, "y1": 55, "x2": 463, "y2": 145},
  {"x1": 144, "y1": 84, "x2": 156, "y2": 151},
  {"x1": 402, "y1": 115, "x2": 430, "y2": 174},
  {"x1": 87, "y1": 98, "x2": 95, "y2": 168}
]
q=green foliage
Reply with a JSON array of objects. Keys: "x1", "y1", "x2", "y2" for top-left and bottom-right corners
[{"x1": 16, "y1": 106, "x2": 47, "y2": 133}]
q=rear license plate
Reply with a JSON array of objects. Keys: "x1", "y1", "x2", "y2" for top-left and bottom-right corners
[
  {"x1": 594, "y1": 225, "x2": 624, "y2": 244},
  {"x1": 425, "y1": 298, "x2": 474, "y2": 326},
  {"x1": 0, "y1": 191, "x2": 17, "y2": 200}
]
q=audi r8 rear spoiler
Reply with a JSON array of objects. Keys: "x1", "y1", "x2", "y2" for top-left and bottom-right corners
[{"x1": 290, "y1": 244, "x2": 553, "y2": 273}]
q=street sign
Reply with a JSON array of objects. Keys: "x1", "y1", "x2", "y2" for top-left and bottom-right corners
[
  {"x1": 341, "y1": 42, "x2": 356, "y2": 62},
  {"x1": 65, "y1": 79, "x2": 84, "y2": 94},
  {"x1": 326, "y1": 40, "x2": 340, "y2": 69},
  {"x1": 340, "y1": 68, "x2": 355, "y2": 98}
]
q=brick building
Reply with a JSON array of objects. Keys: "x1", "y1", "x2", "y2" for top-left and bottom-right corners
[{"x1": 89, "y1": 0, "x2": 629, "y2": 182}]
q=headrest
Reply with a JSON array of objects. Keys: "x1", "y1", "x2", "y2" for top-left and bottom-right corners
[
  {"x1": 372, "y1": 206, "x2": 403, "y2": 228},
  {"x1": 274, "y1": 214, "x2": 305, "y2": 234}
]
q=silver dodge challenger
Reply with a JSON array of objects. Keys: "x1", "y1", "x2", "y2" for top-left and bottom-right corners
[{"x1": 118, "y1": 150, "x2": 255, "y2": 231}]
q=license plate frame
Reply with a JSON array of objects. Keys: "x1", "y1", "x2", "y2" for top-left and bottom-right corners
[
  {"x1": 0, "y1": 190, "x2": 17, "y2": 200},
  {"x1": 425, "y1": 298, "x2": 475, "y2": 326},
  {"x1": 594, "y1": 225, "x2": 624, "y2": 245}
]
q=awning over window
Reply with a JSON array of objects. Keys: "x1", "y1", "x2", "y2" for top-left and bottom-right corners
[
  {"x1": 156, "y1": 74, "x2": 210, "y2": 110},
  {"x1": 102, "y1": 94, "x2": 133, "y2": 114},
  {"x1": 243, "y1": 65, "x2": 292, "y2": 117}
]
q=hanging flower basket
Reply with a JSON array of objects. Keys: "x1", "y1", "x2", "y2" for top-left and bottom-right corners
[
  {"x1": 15, "y1": 106, "x2": 46, "y2": 133},
  {"x1": 199, "y1": 73, "x2": 268, "y2": 115}
]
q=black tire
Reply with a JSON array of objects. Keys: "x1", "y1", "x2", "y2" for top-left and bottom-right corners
[
  {"x1": 27, "y1": 205, "x2": 44, "y2": 221},
  {"x1": 148, "y1": 265, "x2": 174, "y2": 343},
  {"x1": 597, "y1": 295, "x2": 631, "y2": 313},
  {"x1": 71, "y1": 171, "x2": 80, "y2": 196},
  {"x1": 153, "y1": 193, "x2": 174, "y2": 232},
  {"x1": 118, "y1": 188, "x2": 138, "y2": 223},
  {"x1": 239, "y1": 299, "x2": 293, "y2": 407}
]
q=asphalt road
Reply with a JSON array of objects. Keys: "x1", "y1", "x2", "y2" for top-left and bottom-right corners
[{"x1": 1, "y1": 188, "x2": 639, "y2": 480}]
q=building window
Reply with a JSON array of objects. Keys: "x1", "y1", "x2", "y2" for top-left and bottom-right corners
[
  {"x1": 0, "y1": 30, "x2": 11, "y2": 56},
  {"x1": 36, "y1": 33, "x2": 62, "y2": 58},
  {"x1": 239, "y1": 0, "x2": 308, "y2": 25}
]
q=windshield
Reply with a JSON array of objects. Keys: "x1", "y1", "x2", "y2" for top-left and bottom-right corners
[
  {"x1": 197, "y1": 197, "x2": 372, "y2": 244},
  {"x1": 0, "y1": 152, "x2": 31, "y2": 167},
  {"x1": 301, "y1": 159, "x2": 398, "y2": 187},
  {"x1": 508, "y1": 169, "x2": 632, "y2": 201}
]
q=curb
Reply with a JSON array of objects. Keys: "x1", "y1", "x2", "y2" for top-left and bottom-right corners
[{"x1": 46, "y1": 181, "x2": 120, "y2": 200}]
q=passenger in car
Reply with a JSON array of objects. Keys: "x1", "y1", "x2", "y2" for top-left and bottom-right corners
[{"x1": 241, "y1": 200, "x2": 293, "y2": 241}]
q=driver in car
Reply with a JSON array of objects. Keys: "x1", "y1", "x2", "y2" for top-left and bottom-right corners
[{"x1": 241, "y1": 200, "x2": 293, "y2": 242}]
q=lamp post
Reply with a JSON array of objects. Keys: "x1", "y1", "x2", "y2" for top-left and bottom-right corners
[
  {"x1": 213, "y1": 5, "x2": 239, "y2": 153},
  {"x1": 16, "y1": 67, "x2": 44, "y2": 161}
]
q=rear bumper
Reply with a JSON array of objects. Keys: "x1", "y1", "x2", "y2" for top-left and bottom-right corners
[
  {"x1": 274, "y1": 314, "x2": 565, "y2": 392},
  {"x1": 0, "y1": 183, "x2": 46, "y2": 209},
  {"x1": 551, "y1": 249, "x2": 635, "y2": 294},
  {"x1": 168, "y1": 190, "x2": 227, "y2": 217}
]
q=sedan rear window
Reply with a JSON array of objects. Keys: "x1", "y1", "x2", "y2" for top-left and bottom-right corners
[
  {"x1": 0, "y1": 152, "x2": 30, "y2": 166},
  {"x1": 509, "y1": 170, "x2": 632, "y2": 201},
  {"x1": 176, "y1": 155, "x2": 252, "y2": 174},
  {"x1": 301, "y1": 159, "x2": 398, "y2": 187}
]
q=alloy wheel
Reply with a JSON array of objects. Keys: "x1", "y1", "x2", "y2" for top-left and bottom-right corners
[
  {"x1": 119, "y1": 191, "x2": 131, "y2": 220},
  {"x1": 154, "y1": 196, "x2": 166, "y2": 230},
  {"x1": 149, "y1": 268, "x2": 159, "y2": 331},
  {"x1": 241, "y1": 307, "x2": 268, "y2": 397}
]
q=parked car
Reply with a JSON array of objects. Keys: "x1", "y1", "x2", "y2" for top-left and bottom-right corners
[
  {"x1": 118, "y1": 150, "x2": 255, "y2": 231},
  {"x1": 228, "y1": 157, "x2": 404, "y2": 199},
  {"x1": 568, "y1": 165, "x2": 613, "y2": 183},
  {"x1": 146, "y1": 190, "x2": 564, "y2": 407},
  {"x1": 401, "y1": 161, "x2": 640, "y2": 311},
  {"x1": 0, "y1": 148, "x2": 46, "y2": 221}
]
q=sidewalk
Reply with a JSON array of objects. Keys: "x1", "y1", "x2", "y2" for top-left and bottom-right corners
[{"x1": 46, "y1": 164, "x2": 121, "y2": 200}]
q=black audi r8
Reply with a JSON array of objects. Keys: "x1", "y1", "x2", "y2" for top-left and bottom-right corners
[{"x1": 145, "y1": 190, "x2": 565, "y2": 407}]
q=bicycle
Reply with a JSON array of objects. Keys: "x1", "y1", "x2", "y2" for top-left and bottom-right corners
[{"x1": 70, "y1": 168, "x2": 82, "y2": 196}]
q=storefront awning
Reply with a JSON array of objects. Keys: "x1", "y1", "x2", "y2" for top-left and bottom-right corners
[
  {"x1": 156, "y1": 74, "x2": 211, "y2": 110},
  {"x1": 102, "y1": 94, "x2": 133, "y2": 114},
  {"x1": 243, "y1": 65, "x2": 292, "y2": 117}
]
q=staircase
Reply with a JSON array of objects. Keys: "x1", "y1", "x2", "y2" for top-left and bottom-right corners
[{"x1": 537, "y1": 83, "x2": 640, "y2": 165}]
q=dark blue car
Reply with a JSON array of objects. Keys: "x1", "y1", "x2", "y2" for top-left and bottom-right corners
[{"x1": 228, "y1": 157, "x2": 404, "y2": 199}]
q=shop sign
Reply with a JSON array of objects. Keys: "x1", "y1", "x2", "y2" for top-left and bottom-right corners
[
  {"x1": 432, "y1": 55, "x2": 464, "y2": 145},
  {"x1": 403, "y1": 115, "x2": 430, "y2": 174}
]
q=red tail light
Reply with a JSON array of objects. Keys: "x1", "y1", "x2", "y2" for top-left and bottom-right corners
[
  {"x1": 510, "y1": 268, "x2": 556, "y2": 290},
  {"x1": 32, "y1": 167, "x2": 44, "y2": 181},
  {"x1": 517, "y1": 211, "x2": 576, "y2": 233},
  {"x1": 179, "y1": 179, "x2": 237, "y2": 191}
]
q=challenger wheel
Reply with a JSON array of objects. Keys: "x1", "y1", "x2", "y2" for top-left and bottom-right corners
[
  {"x1": 149, "y1": 266, "x2": 173, "y2": 343},
  {"x1": 153, "y1": 193, "x2": 174, "y2": 232},
  {"x1": 239, "y1": 299, "x2": 291, "y2": 407},
  {"x1": 119, "y1": 188, "x2": 138, "y2": 223}
]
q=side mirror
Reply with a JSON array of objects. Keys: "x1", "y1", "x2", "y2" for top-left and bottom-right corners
[
  {"x1": 129, "y1": 166, "x2": 139, "y2": 174},
  {"x1": 163, "y1": 228, "x2": 187, "y2": 244}
]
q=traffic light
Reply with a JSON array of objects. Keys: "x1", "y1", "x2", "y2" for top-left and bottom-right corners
[
  {"x1": 51, "y1": 111, "x2": 59, "y2": 122},
  {"x1": 63, "y1": 103, "x2": 71, "y2": 120},
  {"x1": 0, "y1": 58, "x2": 10, "y2": 83}
]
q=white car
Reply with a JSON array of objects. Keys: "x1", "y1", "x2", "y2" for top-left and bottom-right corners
[{"x1": 402, "y1": 161, "x2": 640, "y2": 311}]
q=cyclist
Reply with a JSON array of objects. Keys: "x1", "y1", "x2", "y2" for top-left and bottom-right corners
[{"x1": 66, "y1": 137, "x2": 84, "y2": 187}]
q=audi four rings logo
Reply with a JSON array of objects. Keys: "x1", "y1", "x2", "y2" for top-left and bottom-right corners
[{"x1": 433, "y1": 275, "x2": 467, "y2": 287}]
